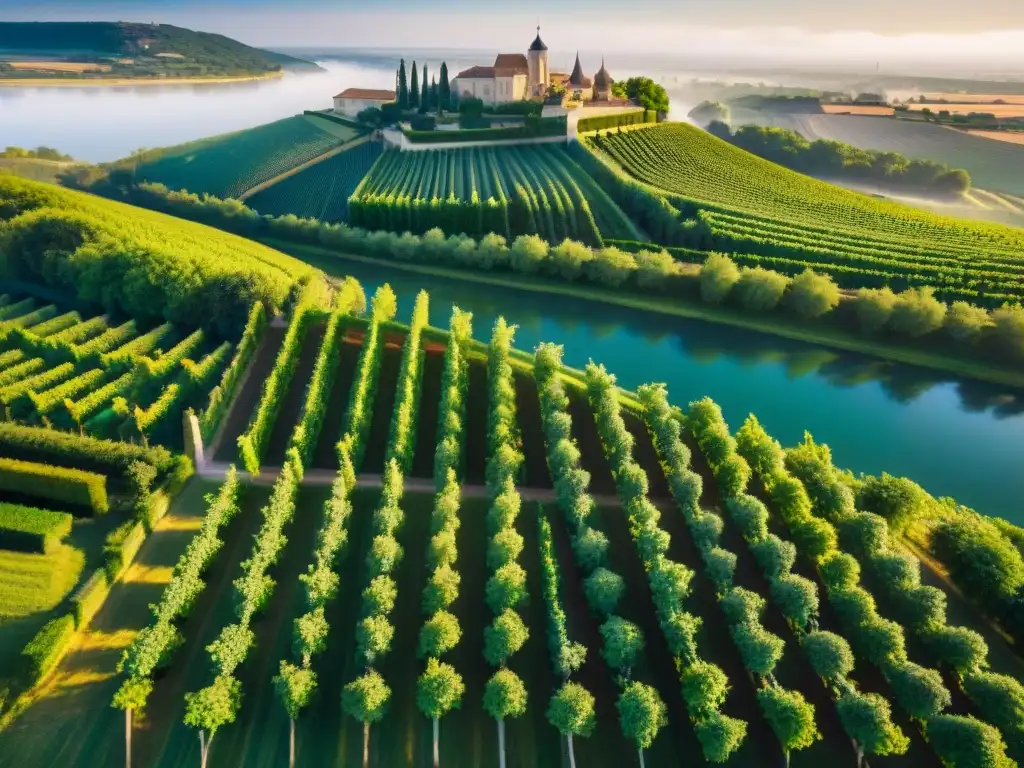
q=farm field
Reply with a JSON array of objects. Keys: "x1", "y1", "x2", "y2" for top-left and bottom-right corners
[
  {"x1": 1, "y1": 279, "x2": 1020, "y2": 768},
  {"x1": 585, "y1": 122, "x2": 1024, "y2": 305},
  {"x1": 821, "y1": 105, "x2": 894, "y2": 116},
  {"x1": 349, "y1": 144, "x2": 644, "y2": 245},
  {"x1": 906, "y1": 103, "x2": 1024, "y2": 117},
  {"x1": 247, "y1": 140, "x2": 383, "y2": 223},
  {"x1": 130, "y1": 115, "x2": 354, "y2": 199},
  {"x1": 922, "y1": 93, "x2": 1024, "y2": 104},
  {"x1": 967, "y1": 130, "x2": 1024, "y2": 145},
  {"x1": 735, "y1": 113, "x2": 1024, "y2": 195}
]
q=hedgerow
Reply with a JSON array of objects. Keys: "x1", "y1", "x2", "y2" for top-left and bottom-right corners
[
  {"x1": 0, "y1": 422, "x2": 174, "y2": 475},
  {"x1": 0, "y1": 456, "x2": 108, "y2": 515},
  {"x1": 199, "y1": 302, "x2": 266, "y2": 443},
  {"x1": 0, "y1": 502, "x2": 72, "y2": 554}
]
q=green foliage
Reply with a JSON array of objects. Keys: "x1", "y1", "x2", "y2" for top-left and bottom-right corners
[
  {"x1": 694, "y1": 710, "x2": 748, "y2": 764},
  {"x1": 342, "y1": 669, "x2": 391, "y2": 725},
  {"x1": 680, "y1": 659, "x2": 730, "y2": 719},
  {"x1": 0, "y1": 456, "x2": 108, "y2": 514},
  {"x1": 416, "y1": 657, "x2": 464, "y2": 719},
  {"x1": 926, "y1": 714, "x2": 1015, "y2": 768},
  {"x1": 886, "y1": 659, "x2": 951, "y2": 720},
  {"x1": 578, "y1": 110, "x2": 654, "y2": 133},
  {"x1": 537, "y1": 512, "x2": 587, "y2": 681},
  {"x1": 785, "y1": 268, "x2": 841, "y2": 318},
  {"x1": 21, "y1": 613, "x2": 75, "y2": 683},
  {"x1": 547, "y1": 682, "x2": 596, "y2": 737},
  {"x1": 757, "y1": 684, "x2": 820, "y2": 755},
  {"x1": 856, "y1": 473, "x2": 927, "y2": 534},
  {"x1": 483, "y1": 609, "x2": 529, "y2": 667},
  {"x1": 734, "y1": 266, "x2": 790, "y2": 311},
  {"x1": 183, "y1": 675, "x2": 241, "y2": 737},
  {"x1": 418, "y1": 610, "x2": 462, "y2": 659},
  {"x1": 611, "y1": 77, "x2": 670, "y2": 114},
  {"x1": 835, "y1": 690, "x2": 910, "y2": 758},
  {"x1": 802, "y1": 630, "x2": 854, "y2": 683},
  {"x1": 386, "y1": 290, "x2": 429, "y2": 472},
  {"x1": 199, "y1": 302, "x2": 265, "y2": 442},
  {"x1": 599, "y1": 616, "x2": 644, "y2": 674},
  {"x1": 700, "y1": 253, "x2": 740, "y2": 304},
  {"x1": 617, "y1": 681, "x2": 668, "y2": 750},
  {"x1": 0, "y1": 502, "x2": 72, "y2": 553},
  {"x1": 273, "y1": 661, "x2": 317, "y2": 720},
  {"x1": 583, "y1": 566, "x2": 625, "y2": 618},
  {"x1": 483, "y1": 669, "x2": 527, "y2": 721}
]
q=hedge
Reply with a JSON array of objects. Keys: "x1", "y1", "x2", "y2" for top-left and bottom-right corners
[
  {"x1": 199, "y1": 302, "x2": 266, "y2": 444},
  {"x1": 0, "y1": 457, "x2": 108, "y2": 515},
  {"x1": 576, "y1": 109, "x2": 652, "y2": 133},
  {"x1": 0, "y1": 503, "x2": 73, "y2": 554},
  {"x1": 0, "y1": 422, "x2": 175, "y2": 477},
  {"x1": 103, "y1": 521, "x2": 148, "y2": 582},
  {"x1": 21, "y1": 614, "x2": 76, "y2": 683},
  {"x1": 72, "y1": 568, "x2": 111, "y2": 628},
  {"x1": 403, "y1": 116, "x2": 567, "y2": 144}
]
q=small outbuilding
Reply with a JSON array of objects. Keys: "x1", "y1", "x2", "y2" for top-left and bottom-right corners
[{"x1": 333, "y1": 87, "x2": 396, "y2": 117}]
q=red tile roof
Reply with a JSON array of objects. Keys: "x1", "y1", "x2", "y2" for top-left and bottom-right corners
[
  {"x1": 334, "y1": 87, "x2": 395, "y2": 100},
  {"x1": 493, "y1": 53, "x2": 528, "y2": 73},
  {"x1": 456, "y1": 65, "x2": 495, "y2": 79}
]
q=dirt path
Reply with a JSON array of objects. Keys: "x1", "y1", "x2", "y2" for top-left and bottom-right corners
[{"x1": 0, "y1": 479, "x2": 219, "y2": 768}]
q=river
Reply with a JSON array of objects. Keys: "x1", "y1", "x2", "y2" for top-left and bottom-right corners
[
  {"x1": 3, "y1": 58, "x2": 1022, "y2": 523},
  {"x1": 324, "y1": 257, "x2": 1024, "y2": 524}
]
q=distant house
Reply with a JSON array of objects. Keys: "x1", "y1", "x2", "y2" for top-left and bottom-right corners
[{"x1": 333, "y1": 87, "x2": 396, "y2": 117}]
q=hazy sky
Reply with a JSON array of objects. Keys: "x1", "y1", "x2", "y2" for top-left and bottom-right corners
[{"x1": 5, "y1": 0, "x2": 1024, "y2": 64}]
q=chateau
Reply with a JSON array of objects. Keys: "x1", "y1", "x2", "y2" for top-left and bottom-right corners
[{"x1": 450, "y1": 27, "x2": 616, "y2": 106}]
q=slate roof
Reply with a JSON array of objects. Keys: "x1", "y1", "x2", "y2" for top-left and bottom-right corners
[
  {"x1": 594, "y1": 59, "x2": 612, "y2": 89},
  {"x1": 568, "y1": 53, "x2": 591, "y2": 88},
  {"x1": 530, "y1": 28, "x2": 548, "y2": 51}
]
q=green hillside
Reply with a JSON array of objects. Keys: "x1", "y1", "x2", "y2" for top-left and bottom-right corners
[
  {"x1": 129, "y1": 115, "x2": 351, "y2": 200},
  {"x1": 0, "y1": 22, "x2": 321, "y2": 79}
]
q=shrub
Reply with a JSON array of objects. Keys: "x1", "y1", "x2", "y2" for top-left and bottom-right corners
[
  {"x1": 854, "y1": 287, "x2": 897, "y2": 333},
  {"x1": 733, "y1": 266, "x2": 790, "y2": 311},
  {"x1": 855, "y1": 473, "x2": 926, "y2": 534},
  {"x1": 0, "y1": 503, "x2": 72, "y2": 553},
  {"x1": 945, "y1": 301, "x2": 993, "y2": 344},
  {"x1": 785, "y1": 269, "x2": 840, "y2": 318},
  {"x1": 0, "y1": 456, "x2": 108, "y2": 515},
  {"x1": 21, "y1": 614, "x2": 76, "y2": 683},
  {"x1": 0, "y1": 422, "x2": 174, "y2": 476},
  {"x1": 890, "y1": 287, "x2": 946, "y2": 337},
  {"x1": 700, "y1": 253, "x2": 740, "y2": 304}
]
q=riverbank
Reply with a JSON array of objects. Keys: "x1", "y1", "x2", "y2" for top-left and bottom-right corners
[
  {"x1": 0, "y1": 71, "x2": 284, "y2": 88},
  {"x1": 270, "y1": 238, "x2": 1024, "y2": 390}
]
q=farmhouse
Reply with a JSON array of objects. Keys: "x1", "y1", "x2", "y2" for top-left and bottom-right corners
[
  {"x1": 451, "y1": 26, "x2": 617, "y2": 106},
  {"x1": 333, "y1": 87, "x2": 396, "y2": 117}
]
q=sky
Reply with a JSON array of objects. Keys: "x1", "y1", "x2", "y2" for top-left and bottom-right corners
[{"x1": 4, "y1": 0, "x2": 1024, "y2": 69}]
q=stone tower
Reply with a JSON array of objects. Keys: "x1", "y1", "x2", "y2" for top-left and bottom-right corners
[{"x1": 527, "y1": 25, "x2": 549, "y2": 98}]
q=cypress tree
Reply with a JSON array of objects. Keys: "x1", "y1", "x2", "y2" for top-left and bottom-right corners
[
  {"x1": 431, "y1": 77, "x2": 439, "y2": 112},
  {"x1": 410, "y1": 61, "x2": 419, "y2": 109},
  {"x1": 439, "y1": 62, "x2": 450, "y2": 111},
  {"x1": 398, "y1": 59, "x2": 409, "y2": 109},
  {"x1": 419, "y1": 64, "x2": 430, "y2": 113}
]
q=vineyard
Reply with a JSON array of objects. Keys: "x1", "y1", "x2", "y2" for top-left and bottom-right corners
[
  {"x1": 584, "y1": 124, "x2": 1024, "y2": 305},
  {"x1": 247, "y1": 141, "x2": 383, "y2": 223},
  {"x1": 131, "y1": 115, "x2": 359, "y2": 199},
  {"x1": 0, "y1": 277, "x2": 1019, "y2": 767},
  {"x1": 348, "y1": 144, "x2": 643, "y2": 246}
]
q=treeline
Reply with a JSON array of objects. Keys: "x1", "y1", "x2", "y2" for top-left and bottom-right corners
[
  {"x1": 1, "y1": 146, "x2": 74, "y2": 162},
  {"x1": 394, "y1": 58, "x2": 452, "y2": 115},
  {"x1": 81, "y1": 180, "x2": 1024, "y2": 370},
  {"x1": 708, "y1": 123, "x2": 972, "y2": 196}
]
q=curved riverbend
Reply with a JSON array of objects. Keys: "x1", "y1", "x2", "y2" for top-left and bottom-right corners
[{"x1": 326, "y1": 257, "x2": 1024, "y2": 524}]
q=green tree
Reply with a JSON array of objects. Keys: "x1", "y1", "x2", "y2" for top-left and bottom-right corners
[
  {"x1": 273, "y1": 661, "x2": 317, "y2": 768},
  {"x1": 694, "y1": 709, "x2": 748, "y2": 763},
  {"x1": 836, "y1": 690, "x2": 910, "y2": 766},
  {"x1": 342, "y1": 669, "x2": 391, "y2": 768},
  {"x1": 356, "y1": 615, "x2": 395, "y2": 665},
  {"x1": 734, "y1": 266, "x2": 790, "y2": 312},
  {"x1": 417, "y1": 658, "x2": 465, "y2": 768},
  {"x1": 611, "y1": 76, "x2": 670, "y2": 114},
  {"x1": 757, "y1": 685, "x2": 819, "y2": 767},
  {"x1": 418, "y1": 610, "x2": 462, "y2": 658},
  {"x1": 547, "y1": 682, "x2": 596, "y2": 768},
  {"x1": 600, "y1": 616, "x2": 644, "y2": 675},
  {"x1": 486, "y1": 562, "x2": 528, "y2": 613},
  {"x1": 680, "y1": 659, "x2": 730, "y2": 718},
  {"x1": 855, "y1": 473, "x2": 927, "y2": 534},
  {"x1": 484, "y1": 609, "x2": 529, "y2": 667},
  {"x1": 422, "y1": 563, "x2": 460, "y2": 613},
  {"x1": 991, "y1": 303, "x2": 1024, "y2": 359},
  {"x1": 785, "y1": 269, "x2": 841, "y2": 318},
  {"x1": 887, "y1": 660, "x2": 950, "y2": 721},
  {"x1": 583, "y1": 567, "x2": 625, "y2": 617},
  {"x1": 617, "y1": 681, "x2": 668, "y2": 768},
  {"x1": 112, "y1": 676, "x2": 153, "y2": 768},
  {"x1": 483, "y1": 669, "x2": 528, "y2": 768},
  {"x1": 802, "y1": 631, "x2": 854, "y2": 684},
  {"x1": 891, "y1": 287, "x2": 947, "y2": 337},
  {"x1": 855, "y1": 287, "x2": 897, "y2": 334},
  {"x1": 926, "y1": 714, "x2": 1014, "y2": 768},
  {"x1": 945, "y1": 301, "x2": 993, "y2": 344},
  {"x1": 420, "y1": 64, "x2": 430, "y2": 114},
  {"x1": 397, "y1": 59, "x2": 409, "y2": 110},
  {"x1": 410, "y1": 61, "x2": 420, "y2": 109},
  {"x1": 700, "y1": 253, "x2": 739, "y2": 304},
  {"x1": 183, "y1": 675, "x2": 241, "y2": 768},
  {"x1": 439, "y1": 62, "x2": 450, "y2": 109}
]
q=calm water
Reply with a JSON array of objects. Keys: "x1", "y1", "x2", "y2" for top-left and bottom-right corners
[{"x1": 321, "y1": 256, "x2": 1024, "y2": 524}]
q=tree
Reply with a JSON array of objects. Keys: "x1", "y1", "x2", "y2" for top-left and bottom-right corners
[
  {"x1": 547, "y1": 682, "x2": 596, "y2": 768},
  {"x1": 357, "y1": 107, "x2": 383, "y2": 127},
  {"x1": 397, "y1": 59, "x2": 409, "y2": 109},
  {"x1": 887, "y1": 660, "x2": 950, "y2": 721},
  {"x1": 926, "y1": 714, "x2": 1014, "y2": 768},
  {"x1": 617, "y1": 681, "x2": 668, "y2": 768},
  {"x1": 734, "y1": 266, "x2": 790, "y2": 311},
  {"x1": 362, "y1": 576, "x2": 398, "y2": 617},
  {"x1": 733, "y1": 622, "x2": 785, "y2": 680},
  {"x1": 583, "y1": 567, "x2": 625, "y2": 617},
  {"x1": 757, "y1": 685, "x2": 819, "y2": 767},
  {"x1": 890, "y1": 287, "x2": 946, "y2": 337},
  {"x1": 486, "y1": 562, "x2": 528, "y2": 613},
  {"x1": 430, "y1": 77, "x2": 439, "y2": 112},
  {"x1": 484, "y1": 609, "x2": 529, "y2": 667},
  {"x1": 612, "y1": 76, "x2": 670, "y2": 114},
  {"x1": 600, "y1": 616, "x2": 644, "y2": 675},
  {"x1": 357, "y1": 615, "x2": 395, "y2": 665},
  {"x1": 785, "y1": 269, "x2": 841, "y2": 318},
  {"x1": 803, "y1": 631, "x2": 854, "y2": 684},
  {"x1": 572, "y1": 527, "x2": 608, "y2": 571},
  {"x1": 855, "y1": 287, "x2": 897, "y2": 334},
  {"x1": 771, "y1": 573, "x2": 819, "y2": 631},
  {"x1": 487, "y1": 527, "x2": 524, "y2": 570},
  {"x1": 945, "y1": 301, "x2": 993, "y2": 344},
  {"x1": 417, "y1": 658, "x2": 465, "y2": 768},
  {"x1": 991, "y1": 303, "x2": 1024, "y2": 359},
  {"x1": 410, "y1": 61, "x2": 420, "y2": 109},
  {"x1": 694, "y1": 709, "x2": 747, "y2": 763},
  {"x1": 925, "y1": 625, "x2": 988, "y2": 675},
  {"x1": 183, "y1": 675, "x2": 241, "y2": 768},
  {"x1": 855, "y1": 473, "x2": 926, "y2": 534},
  {"x1": 273, "y1": 661, "x2": 317, "y2": 768},
  {"x1": 342, "y1": 670, "x2": 391, "y2": 768},
  {"x1": 680, "y1": 659, "x2": 730, "y2": 718},
  {"x1": 423, "y1": 564, "x2": 460, "y2": 613},
  {"x1": 420, "y1": 64, "x2": 430, "y2": 114},
  {"x1": 439, "y1": 62, "x2": 450, "y2": 110},
  {"x1": 483, "y1": 669, "x2": 528, "y2": 768},
  {"x1": 112, "y1": 676, "x2": 153, "y2": 768},
  {"x1": 836, "y1": 690, "x2": 910, "y2": 766},
  {"x1": 700, "y1": 253, "x2": 739, "y2": 304},
  {"x1": 418, "y1": 610, "x2": 462, "y2": 658}
]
